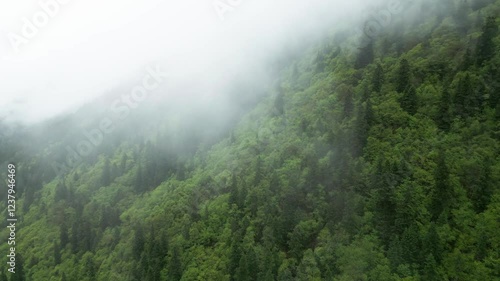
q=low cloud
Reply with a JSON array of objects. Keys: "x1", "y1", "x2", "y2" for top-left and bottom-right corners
[{"x1": 0, "y1": 0, "x2": 372, "y2": 124}]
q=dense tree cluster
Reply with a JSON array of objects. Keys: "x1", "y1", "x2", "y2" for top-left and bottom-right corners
[{"x1": 0, "y1": 0, "x2": 499, "y2": 280}]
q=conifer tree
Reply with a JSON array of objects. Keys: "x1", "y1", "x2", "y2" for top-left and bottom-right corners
[
  {"x1": 355, "y1": 41, "x2": 374, "y2": 69},
  {"x1": 396, "y1": 59, "x2": 411, "y2": 93},
  {"x1": 436, "y1": 89, "x2": 452, "y2": 131},
  {"x1": 476, "y1": 16, "x2": 498, "y2": 66},
  {"x1": 372, "y1": 63, "x2": 385, "y2": 93}
]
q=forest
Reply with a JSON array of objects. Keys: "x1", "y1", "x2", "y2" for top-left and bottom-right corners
[{"x1": 0, "y1": 0, "x2": 499, "y2": 280}]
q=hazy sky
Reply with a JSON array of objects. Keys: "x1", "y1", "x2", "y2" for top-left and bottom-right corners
[{"x1": 0, "y1": 0, "x2": 371, "y2": 124}]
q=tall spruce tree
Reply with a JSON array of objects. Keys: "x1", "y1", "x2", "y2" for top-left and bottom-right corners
[{"x1": 476, "y1": 16, "x2": 498, "y2": 66}]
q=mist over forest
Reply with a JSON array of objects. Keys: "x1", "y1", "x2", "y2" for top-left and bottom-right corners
[{"x1": 0, "y1": 0, "x2": 499, "y2": 280}]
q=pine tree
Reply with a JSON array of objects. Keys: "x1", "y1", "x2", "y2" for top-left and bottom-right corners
[
  {"x1": 120, "y1": 153, "x2": 128, "y2": 174},
  {"x1": 168, "y1": 246, "x2": 183, "y2": 281},
  {"x1": 228, "y1": 174, "x2": 240, "y2": 208},
  {"x1": 400, "y1": 224, "x2": 422, "y2": 266},
  {"x1": 454, "y1": 73, "x2": 479, "y2": 118},
  {"x1": 352, "y1": 99, "x2": 373, "y2": 157},
  {"x1": 460, "y1": 48, "x2": 473, "y2": 71},
  {"x1": 10, "y1": 254, "x2": 25, "y2": 281},
  {"x1": 400, "y1": 85, "x2": 418, "y2": 115},
  {"x1": 355, "y1": 41, "x2": 374, "y2": 69},
  {"x1": 436, "y1": 89, "x2": 452, "y2": 131},
  {"x1": 423, "y1": 223, "x2": 442, "y2": 263},
  {"x1": 134, "y1": 165, "x2": 144, "y2": 193},
  {"x1": 54, "y1": 241, "x2": 61, "y2": 265},
  {"x1": 54, "y1": 181, "x2": 68, "y2": 202},
  {"x1": 229, "y1": 242, "x2": 242, "y2": 281},
  {"x1": 274, "y1": 90, "x2": 285, "y2": 115},
  {"x1": 132, "y1": 227, "x2": 145, "y2": 260},
  {"x1": 253, "y1": 156, "x2": 263, "y2": 186},
  {"x1": 101, "y1": 158, "x2": 111, "y2": 186},
  {"x1": 372, "y1": 63, "x2": 385, "y2": 93},
  {"x1": 396, "y1": 59, "x2": 411, "y2": 93},
  {"x1": 338, "y1": 84, "x2": 354, "y2": 119},
  {"x1": 422, "y1": 254, "x2": 440, "y2": 281},
  {"x1": 83, "y1": 253, "x2": 96, "y2": 280},
  {"x1": 431, "y1": 150, "x2": 451, "y2": 221},
  {"x1": 476, "y1": 16, "x2": 498, "y2": 66},
  {"x1": 70, "y1": 221, "x2": 80, "y2": 254}
]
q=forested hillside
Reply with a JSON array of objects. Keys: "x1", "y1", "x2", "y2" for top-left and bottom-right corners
[{"x1": 1, "y1": 0, "x2": 499, "y2": 280}]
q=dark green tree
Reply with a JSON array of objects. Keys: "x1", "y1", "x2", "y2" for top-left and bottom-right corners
[
  {"x1": 274, "y1": 90, "x2": 285, "y2": 115},
  {"x1": 372, "y1": 63, "x2": 385, "y2": 93},
  {"x1": 431, "y1": 150, "x2": 452, "y2": 221},
  {"x1": 167, "y1": 246, "x2": 182, "y2": 281},
  {"x1": 134, "y1": 165, "x2": 144, "y2": 193},
  {"x1": 10, "y1": 254, "x2": 25, "y2": 281},
  {"x1": 132, "y1": 227, "x2": 145, "y2": 260},
  {"x1": 460, "y1": 48, "x2": 474, "y2": 71},
  {"x1": 355, "y1": 41, "x2": 374, "y2": 69},
  {"x1": 454, "y1": 73, "x2": 480, "y2": 118},
  {"x1": 436, "y1": 89, "x2": 452, "y2": 131},
  {"x1": 422, "y1": 254, "x2": 440, "y2": 281},
  {"x1": 400, "y1": 85, "x2": 418, "y2": 115},
  {"x1": 54, "y1": 241, "x2": 61, "y2": 265},
  {"x1": 396, "y1": 59, "x2": 411, "y2": 93},
  {"x1": 54, "y1": 181, "x2": 68, "y2": 202},
  {"x1": 101, "y1": 158, "x2": 111, "y2": 186},
  {"x1": 476, "y1": 16, "x2": 498, "y2": 66},
  {"x1": 60, "y1": 222, "x2": 69, "y2": 247}
]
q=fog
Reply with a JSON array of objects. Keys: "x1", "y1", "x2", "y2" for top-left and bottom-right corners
[{"x1": 0, "y1": 0, "x2": 383, "y2": 125}]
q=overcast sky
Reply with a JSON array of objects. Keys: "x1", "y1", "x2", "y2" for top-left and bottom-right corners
[{"x1": 0, "y1": 0, "x2": 372, "y2": 124}]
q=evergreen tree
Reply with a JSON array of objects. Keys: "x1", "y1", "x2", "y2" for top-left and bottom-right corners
[
  {"x1": 120, "y1": 153, "x2": 128, "y2": 174},
  {"x1": 10, "y1": 254, "x2": 25, "y2": 281},
  {"x1": 372, "y1": 63, "x2": 385, "y2": 93},
  {"x1": 436, "y1": 89, "x2": 452, "y2": 131},
  {"x1": 422, "y1": 254, "x2": 440, "y2": 281},
  {"x1": 431, "y1": 150, "x2": 451, "y2": 221},
  {"x1": 460, "y1": 48, "x2": 474, "y2": 71},
  {"x1": 355, "y1": 41, "x2": 374, "y2": 69},
  {"x1": 274, "y1": 90, "x2": 285, "y2": 115},
  {"x1": 396, "y1": 59, "x2": 411, "y2": 93},
  {"x1": 83, "y1": 253, "x2": 97, "y2": 280},
  {"x1": 101, "y1": 158, "x2": 111, "y2": 186},
  {"x1": 423, "y1": 223, "x2": 442, "y2": 263},
  {"x1": 454, "y1": 73, "x2": 479, "y2": 118},
  {"x1": 54, "y1": 241, "x2": 61, "y2": 265},
  {"x1": 132, "y1": 227, "x2": 145, "y2": 260},
  {"x1": 60, "y1": 223, "x2": 69, "y2": 247},
  {"x1": 167, "y1": 246, "x2": 182, "y2": 281},
  {"x1": 400, "y1": 85, "x2": 418, "y2": 115},
  {"x1": 229, "y1": 242, "x2": 242, "y2": 281},
  {"x1": 476, "y1": 16, "x2": 498, "y2": 66},
  {"x1": 54, "y1": 181, "x2": 68, "y2": 202},
  {"x1": 134, "y1": 165, "x2": 144, "y2": 193},
  {"x1": 400, "y1": 224, "x2": 422, "y2": 266}
]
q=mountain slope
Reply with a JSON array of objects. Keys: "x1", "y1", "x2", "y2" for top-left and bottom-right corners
[{"x1": 1, "y1": 1, "x2": 499, "y2": 280}]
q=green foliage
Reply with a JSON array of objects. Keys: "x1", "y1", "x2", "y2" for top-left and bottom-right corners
[
  {"x1": 2, "y1": 1, "x2": 500, "y2": 280},
  {"x1": 476, "y1": 16, "x2": 499, "y2": 66}
]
